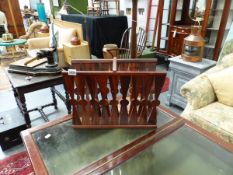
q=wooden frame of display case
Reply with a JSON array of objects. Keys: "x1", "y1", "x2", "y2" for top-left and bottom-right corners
[{"x1": 155, "y1": 0, "x2": 232, "y2": 61}]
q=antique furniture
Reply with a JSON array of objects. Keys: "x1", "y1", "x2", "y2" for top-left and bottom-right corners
[
  {"x1": 167, "y1": 0, "x2": 211, "y2": 56},
  {"x1": 19, "y1": 21, "x2": 48, "y2": 39},
  {"x1": 167, "y1": 55, "x2": 216, "y2": 108},
  {"x1": 61, "y1": 14, "x2": 128, "y2": 58},
  {"x1": 0, "y1": 108, "x2": 27, "y2": 151},
  {"x1": 0, "y1": 38, "x2": 27, "y2": 61},
  {"x1": 63, "y1": 42, "x2": 90, "y2": 65},
  {"x1": 103, "y1": 48, "x2": 131, "y2": 59},
  {"x1": 87, "y1": 0, "x2": 120, "y2": 16},
  {"x1": 156, "y1": 0, "x2": 232, "y2": 60},
  {"x1": 63, "y1": 59, "x2": 166, "y2": 128},
  {"x1": 120, "y1": 27, "x2": 147, "y2": 57},
  {"x1": 181, "y1": 26, "x2": 205, "y2": 62},
  {"x1": 102, "y1": 44, "x2": 118, "y2": 59},
  {"x1": 87, "y1": 0, "x2": 109, "y2": 16},
  {"x1": 180, "y1": 53, "x2": 233, "y2": 143},
  {"x1": 21, "y1": 105, "x2": 233, "y2": 175},
  {"x1": 27, "y1": 19, "x2": 89, "y2": 68},
  {"x1": 103, "y1": 27, "x2": 146, "y2": 59},
  {"x1": 6, "y1": 71, "x2": 71, "y2": 128},
  {"x1": 0, "y1": 0, "x2": 25, "y2": 37}
]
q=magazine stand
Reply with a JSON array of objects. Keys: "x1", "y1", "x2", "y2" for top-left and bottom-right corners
[{"x1": 62, "y1": 59, "x2": 166, "y2": 128}]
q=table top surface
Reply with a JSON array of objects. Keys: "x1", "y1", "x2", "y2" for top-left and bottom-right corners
[
  {"x1": 0, "y1": 38, "x2": 27, "y2": 46},
  {"x1": 6, "y1": 71, "x2": 63, "y2": 89},
  {"x1": 21, "y1": 106, "x2": 233, "y2": 175}
]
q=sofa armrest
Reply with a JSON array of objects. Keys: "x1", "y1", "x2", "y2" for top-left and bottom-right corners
[
  {"x1": 28, "y1": 37, "x2": 50, "y2": 49},
  {"x1": 180, "y1": 75, "x2": 216, "y2": 110}
]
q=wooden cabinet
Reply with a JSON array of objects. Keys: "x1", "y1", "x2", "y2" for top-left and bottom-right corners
[
  {"x1": 156, "y1": 0, "x2": 232, "y2": 61},
  {"x1": 168, "y1": 25, "x2": 191, "y2": 55},
  {"x1": 205, "y1": 0, "x2": 233, "y2": 60},
  {"x1": 0, "y1": 0, "x2": 25, "y2": 38},
  {"x1": 167, "y1": 55, "x2": 216, "y2": 108}
]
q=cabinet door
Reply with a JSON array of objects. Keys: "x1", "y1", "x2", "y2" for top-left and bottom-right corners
[
  {"x1": 168, "y1": 26, "x2": 190, "y2": 55},
  {"x1": 0, "y1": 0, "x2": 25, "y2": 37},
  {"x1": 205, "y1": 0, "x2": 233, "y2": 60}
]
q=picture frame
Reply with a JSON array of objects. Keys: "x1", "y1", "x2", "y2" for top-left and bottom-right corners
[{"x1": 53, "y1": 0, "x2": 60, "y2": 7}]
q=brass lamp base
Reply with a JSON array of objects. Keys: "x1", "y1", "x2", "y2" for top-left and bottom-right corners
[{"x1": 182, "y1": 54, "x2": 202, "y2": 62}]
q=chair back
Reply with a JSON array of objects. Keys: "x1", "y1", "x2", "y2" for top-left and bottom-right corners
[
  {"x1": 63, "y1": 59, "x2": 166, "y2": 128},
  {"x1": 120, "y1": 27, "x2": 147, "y2": 57},
  {"x1": 103, "y1": 48, "x2": 131, "y2": 59}
]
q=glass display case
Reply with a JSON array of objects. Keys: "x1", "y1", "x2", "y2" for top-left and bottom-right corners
[{"x1": 156, "y1": 0, "x2": 233, "y2": 61}]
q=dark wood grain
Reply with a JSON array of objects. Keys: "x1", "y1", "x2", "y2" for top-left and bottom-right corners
[{"x1": 63, "y1": 59, "x2": 166, "y2": 128}]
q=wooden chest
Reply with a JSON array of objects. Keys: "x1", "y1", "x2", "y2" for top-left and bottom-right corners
[{"x1": 0, "y1": 108, "x2": 27, "y2": 151}]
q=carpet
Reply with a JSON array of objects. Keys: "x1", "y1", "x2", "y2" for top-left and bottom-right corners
[
  {"x1": 161, "y1": 77, "x2": 169, "y2": 93},
  {"x1": 0, "y1": 151, "x2": 34, "y2": 175}
]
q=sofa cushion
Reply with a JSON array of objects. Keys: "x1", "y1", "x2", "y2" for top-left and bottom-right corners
[
  {"x1": 57, "y1": 27, "x2": 76, "y2": 48},
  {"x1": 189, "y1": 102, "x2": 233, "y2": 143},
  {"x1": 49, "y1": 24, "x2": 76, "y2": 48},
  {"x1": 207, "y1": 66, "x2": 233, "y2": 106}
]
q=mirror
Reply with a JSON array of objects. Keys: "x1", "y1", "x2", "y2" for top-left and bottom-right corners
[{"x1": 189, "y1": 0, "x2": 206, "y2": 22}]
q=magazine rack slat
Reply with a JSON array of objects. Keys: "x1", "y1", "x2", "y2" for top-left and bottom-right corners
[{"x1": 63, "y1": 59, "x2": 166, "y2": 128}]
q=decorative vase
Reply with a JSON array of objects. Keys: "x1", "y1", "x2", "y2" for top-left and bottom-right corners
[{"x1": 71, "y1": 36, "x2": 81, "y2": 45}]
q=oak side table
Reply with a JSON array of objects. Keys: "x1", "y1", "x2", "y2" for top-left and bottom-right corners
[
  {"x1": 6, "y1": 72, "x2": 71, "y2": 128},
  {"x1": 167, "y1": 55, "x2": 216, "y2": 108}
]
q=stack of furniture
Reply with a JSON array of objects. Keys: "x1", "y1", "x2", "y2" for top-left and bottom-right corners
[
  {"x1": 62, "y1": 14, "x2": 128, "y2": 58},
  {"x1": 155, "y1": 0, "x2": 233, "y2": 61},
  {"x1": 27, "y1": 19, "x2": 91, "y2": 67}
]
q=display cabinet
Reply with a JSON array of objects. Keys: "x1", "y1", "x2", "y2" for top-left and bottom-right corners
[
  {"x1": 156, "y1": 0, "x2": 233, "y2": 61},
  {"x1": 205, "y1": 0, "x2": 233, "y2": 60}
]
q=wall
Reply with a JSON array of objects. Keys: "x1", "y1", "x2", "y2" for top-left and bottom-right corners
[{"x1": 53, "y1": 0, "x2": 88, "y2": 15}]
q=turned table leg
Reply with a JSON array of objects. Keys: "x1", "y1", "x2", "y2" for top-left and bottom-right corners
[
  {"x1": 50, "y1": 87, "x2": 58, "y2": 110},
  {"x1": 65, "y1": 89, "x2": 71, "y2": 114},
  {"x1": 18, "y1": 93, "x2": 31, "y2": 128}
]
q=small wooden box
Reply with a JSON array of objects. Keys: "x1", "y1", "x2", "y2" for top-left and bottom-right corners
[{"x1": 0, "y1": 108, "x2": 27, "y2": 151}]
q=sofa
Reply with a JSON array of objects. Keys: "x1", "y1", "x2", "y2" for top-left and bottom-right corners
[
  {"x1": 27, "y1": 19, "x2": 90, "y2": 67},
  {"x1": 180, "y1": 53, "x2": 233, "y2": 143}
]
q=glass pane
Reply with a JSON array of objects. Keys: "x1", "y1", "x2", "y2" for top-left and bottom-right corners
[
  {"x1": 106, "y1": 125, "x2": 233, "y2": 175},
  {"x1": 32, "y1": 108, "x2": 172, "y2": 175},
  {"x1": 33, "y1": 123, "x2": 153, "y2": 175}
]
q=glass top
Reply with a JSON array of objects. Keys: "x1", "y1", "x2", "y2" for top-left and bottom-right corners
[
  {"x1": 32, "y1": 109, "x2": 172, "y2": 175},
  {"x1": 0, "y1": 38, "x2": 26, "y2": 46},
  {"x1": 106, "y1": 125, "x2": 233, "y2": 175}
]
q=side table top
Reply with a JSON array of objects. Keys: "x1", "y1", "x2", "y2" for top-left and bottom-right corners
[
  {"x1": 169, "y1": 55, "x2": 216, "y2": 69},
  {"x1": 0, "y1": 39, "x2": 27, "y2": 47},
  {"x1": 6, "y1": 70, "x2": 63, "y2": 89}
]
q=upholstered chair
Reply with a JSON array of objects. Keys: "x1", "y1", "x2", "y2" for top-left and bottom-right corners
[{"x1": 180, "y1": 53, "x2": 233, "y2": 143}]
